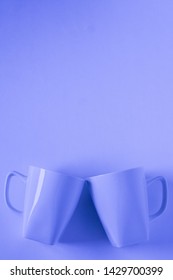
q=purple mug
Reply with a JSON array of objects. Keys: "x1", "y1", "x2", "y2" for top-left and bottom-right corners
[
  {"x1": 88, "y1": 167, "x2": 167, "y2": 247},
  {"x1": 5, "y1": 165, "x2": 84, "y2": 244}
]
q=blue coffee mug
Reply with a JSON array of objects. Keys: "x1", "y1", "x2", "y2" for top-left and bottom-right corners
[
  {"x1": 5, "y1": 165, "x2": 84, "y2": 244},
  {"x1": 88, "y1": 167, "x2": 167, "y2": 247}
]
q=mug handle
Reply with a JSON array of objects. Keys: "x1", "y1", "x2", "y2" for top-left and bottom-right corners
[
  {"x1": 4, "y1": 171, "x2": 27, "y2": 213},
  {"x1": 147, "y1": 176, "x2": 167, "y2": 221}
]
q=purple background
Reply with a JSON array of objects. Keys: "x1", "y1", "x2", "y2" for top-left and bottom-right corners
[{"x1": 1, "y1": 0, "x2": 173, "y2": 259}]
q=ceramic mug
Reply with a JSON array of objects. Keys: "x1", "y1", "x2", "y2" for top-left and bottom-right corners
[
  {"x1": 88, "y1": 167, "x2": 167, "y2": 247},
  {"x1": 5, "y1": 165, "x2": 84, "y2": 244}
]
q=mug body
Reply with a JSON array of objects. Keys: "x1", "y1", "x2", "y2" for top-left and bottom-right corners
[
  {"x1": 89, "y1": 167, "x2": 149, "y2": 247},
  {"x1": 23, "y1": 166, "x2": 84, "y2": 244}
]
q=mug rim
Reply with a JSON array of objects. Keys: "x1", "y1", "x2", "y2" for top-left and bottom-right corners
[
  {"x1": 28, "y1": 165, "x2": 84, "y2": 182},
  {"x1": 87, "y1": 166, "x2": 144, "y2": 180}
]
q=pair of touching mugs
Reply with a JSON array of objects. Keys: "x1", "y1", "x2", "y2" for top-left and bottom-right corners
[{"x1": 5, "y1": 165, "x2": 167, "y2": 247}]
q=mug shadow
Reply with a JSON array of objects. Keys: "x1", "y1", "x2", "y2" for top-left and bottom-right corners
[{"x1": 57, "y1": 181, "x2": 108, "y2": 244}]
